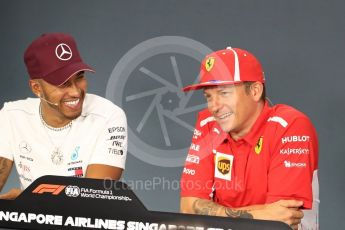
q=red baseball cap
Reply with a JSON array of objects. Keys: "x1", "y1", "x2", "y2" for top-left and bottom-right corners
[
  {"x1": 24, "y1": 33, "x2": 95, "y2": 86},
  {"x1": 182, "y1": 47, "x2": 265, "y2": 91}
]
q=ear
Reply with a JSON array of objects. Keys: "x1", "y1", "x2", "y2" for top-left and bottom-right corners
[
  {"x1": 249, "y1": 82, "x2": 264, "y2": 102},
  {"x1": 29, "y1": 80, "x2": 41, "y2": 97}
]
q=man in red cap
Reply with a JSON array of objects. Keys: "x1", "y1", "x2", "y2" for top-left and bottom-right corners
[
  {"x1": 180, "y1": 47, "x2": 318, "y2": 229},
  {"x1": 0, "y1": 33, "x2": 127, "y2": 199}
]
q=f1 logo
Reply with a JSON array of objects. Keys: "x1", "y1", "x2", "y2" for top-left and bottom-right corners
[{"x1": 32, "y1": 184, "x2": 66, "y2": 195}]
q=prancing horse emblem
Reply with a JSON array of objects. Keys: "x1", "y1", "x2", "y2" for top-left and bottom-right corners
[{"x1": 205, "y1": 57, "x2": 215, "y2": 72}]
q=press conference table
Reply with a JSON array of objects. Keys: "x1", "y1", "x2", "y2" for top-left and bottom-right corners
[{"x1": 0, "y1": 176, "x2": 291, "y2": 230}]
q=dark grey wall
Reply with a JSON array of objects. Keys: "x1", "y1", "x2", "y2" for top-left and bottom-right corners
[{"x1": 1, "y1": 0, "x2": 344, "y2": 228}]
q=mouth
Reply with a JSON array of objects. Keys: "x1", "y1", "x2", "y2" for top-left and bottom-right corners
[
  {"x1": 216, "y1": 112, "x2": 233, "y2": 120},
  {"x1": 63, "y1": 98, "x2": 81, "y2": 109}
]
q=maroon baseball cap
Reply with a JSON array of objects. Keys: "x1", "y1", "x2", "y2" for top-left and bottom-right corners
[
  {"x1": 24, "y1": 33, "x2": 95, "y2": 86},
  {"x1": 182, "y1": 47, "x2": 265, "y2": 91}
]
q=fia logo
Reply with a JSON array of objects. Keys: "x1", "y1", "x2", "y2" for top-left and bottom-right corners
[
  {"x1": 65, "y1": 185, "x2": 80, "y2": 197},
  {"x1": 71, "y1": 146, "x2": 80, "y2": 161}
]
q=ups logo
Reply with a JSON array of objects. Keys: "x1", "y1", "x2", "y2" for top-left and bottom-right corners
[{"x1": 217, "y1": 157, "x2": 230, "y2": 175}]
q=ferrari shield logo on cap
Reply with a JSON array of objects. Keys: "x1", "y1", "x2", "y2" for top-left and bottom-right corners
[{"x1": 205, "y1": 57, "x2": 215, "y2": 72}]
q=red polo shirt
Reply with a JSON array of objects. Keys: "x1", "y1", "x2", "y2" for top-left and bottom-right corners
[{"x1": 181, "y1": 102, "x2": 318, "y2": 209}]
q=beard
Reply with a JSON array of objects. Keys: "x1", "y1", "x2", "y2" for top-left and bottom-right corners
[{"x1": 41, "y1": 89, "x2": 85, "y2": 122}]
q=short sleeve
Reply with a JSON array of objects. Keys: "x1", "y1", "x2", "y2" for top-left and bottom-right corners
[
  {"x1": 180, "y1": 112, "x2": 215, "y2": 200},
  {"x1": 0, "y1": 106, "x2": 14, "y2": 160},
  {"x1": 89, "y1": 109, "x2": 127, "y2": 169},
  {"x1": 266, "y1": 117, "x2": 318, "y2": 209}
]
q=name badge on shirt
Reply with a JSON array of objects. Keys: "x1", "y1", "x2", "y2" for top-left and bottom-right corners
[{"x1": 214, "y1": 151, "x2": 234, "y2": 181}]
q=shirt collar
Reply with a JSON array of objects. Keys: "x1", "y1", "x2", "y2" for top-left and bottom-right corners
[{"x1": 243, "y1": 101, "x2": 272, "y2": 145}]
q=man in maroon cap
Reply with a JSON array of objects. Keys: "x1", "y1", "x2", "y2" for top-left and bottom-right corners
[
  {"x1": 180, "y1": 47, "x2": 319, "y2": 229},
  {"x1": 0, "y1": 33, "x2": 127, "y2": 199}
]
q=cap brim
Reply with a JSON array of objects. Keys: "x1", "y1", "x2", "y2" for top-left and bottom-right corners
[
  {"x1": 43, "y1": 61, "x2": 95, "y2": 86},
  {"x1": 182, "y1": 81, "x2": 238, "y2": 92}
]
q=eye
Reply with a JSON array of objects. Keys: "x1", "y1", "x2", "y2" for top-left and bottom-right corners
[
  {"x1": 220, "y1": 90, "x2": 231, "y2": 96},
  {"x1": 204, "y1": 93, "x2": 212, "y2": 101},
  {"x1": 76, "y1": 74, "x2": 85, "y2": 81},
  {"x1": 60, "y1": 81, "x2": 71, "y2": 88}
]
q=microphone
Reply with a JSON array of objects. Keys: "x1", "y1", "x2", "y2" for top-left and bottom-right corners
[{"x1": 37, "y1": 94, "x2": 59, "y2": 106}]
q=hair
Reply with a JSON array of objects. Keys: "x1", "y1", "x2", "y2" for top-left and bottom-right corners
[{"x1": 243, "y1": 81, "x2": 266, "y2": 101}]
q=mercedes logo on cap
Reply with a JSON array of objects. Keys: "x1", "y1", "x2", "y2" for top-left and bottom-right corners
[{"x1": 55, "y1": 43, "x2": 73, "y2": 61}]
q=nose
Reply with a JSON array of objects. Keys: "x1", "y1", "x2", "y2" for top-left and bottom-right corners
[
  {"x1": 208, "y1": 95, "x2": 222, "y2": 114},
  {"x1": 66, "y1": 80, "x2": 81, "y2": 97}
]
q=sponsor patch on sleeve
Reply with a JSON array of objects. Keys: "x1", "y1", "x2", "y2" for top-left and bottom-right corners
[{"x1": 186, "y1": 154, "x2": 200, "y2": 164}]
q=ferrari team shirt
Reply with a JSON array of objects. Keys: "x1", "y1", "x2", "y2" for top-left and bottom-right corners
[{"x1": 181, "y1": 102, "x2": 318, "y2": 210}]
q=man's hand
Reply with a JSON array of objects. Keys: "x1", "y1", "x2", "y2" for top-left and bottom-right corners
[
  {"x1": 0, "y1": 188, "x2": 22, "y2": 200},
  {"x1": 0, "y1": 157, "x2": 14, "y2": 198},
  {"x1": 251, "y1": 200, "x2": 304, "y2": 230},
  {"x1": 0, "y1": 157, "x2": 13, "y2": 191}
]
